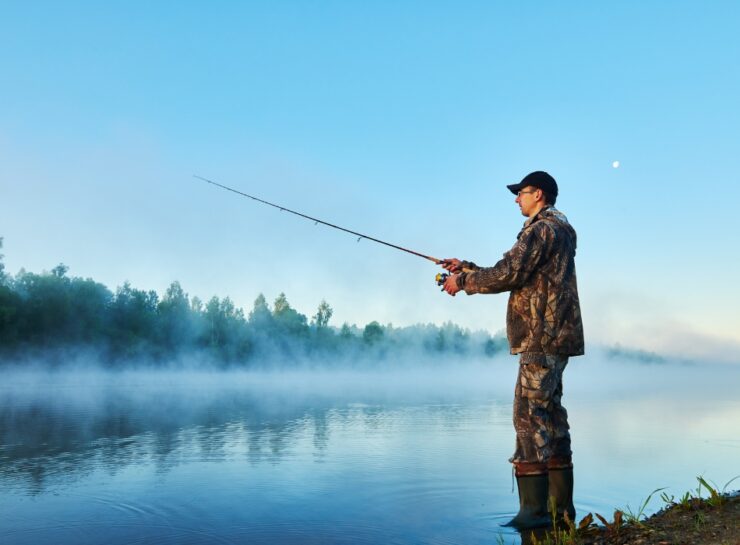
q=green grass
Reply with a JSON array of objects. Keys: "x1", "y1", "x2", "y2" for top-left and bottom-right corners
[
  {"x1": 659, "y1": 475, "x2": 740, "y2": 511},
  {"x1": 623, "y1": 487, "x2": 667, "y2": 526},
  {"x1": 526, "y1": 475, "x2": 738, "y2": 544}
]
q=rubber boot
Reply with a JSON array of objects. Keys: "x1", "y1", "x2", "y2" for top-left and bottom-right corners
[
  {"x1": 548, "y1": 467, "x2": 575, "y2": 522},
  {"x1": 503, "y1": 474, "x2": 551, "y2": 530}
]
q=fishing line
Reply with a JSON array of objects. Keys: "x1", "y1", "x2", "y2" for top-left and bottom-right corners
[{"x1": 194, "y1": 175, "x2": 443, "y2": 264}]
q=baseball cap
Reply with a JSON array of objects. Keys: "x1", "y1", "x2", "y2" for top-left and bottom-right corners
[{"x1": 507, "y1": 171, "x2": 558, "y2": 197}]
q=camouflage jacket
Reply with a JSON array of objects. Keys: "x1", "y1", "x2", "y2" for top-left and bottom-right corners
[{"x1": 458, "y1": 206, "x2": 584, "y2": 362}]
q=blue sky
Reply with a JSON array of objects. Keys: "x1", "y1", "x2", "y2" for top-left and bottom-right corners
[{"x1": 1, "y1": 2, "x2": 739, "y2": 362}]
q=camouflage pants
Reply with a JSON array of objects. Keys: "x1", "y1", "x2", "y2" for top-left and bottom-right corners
[{"x1": 509, "y1": 355, "x2": 572, "y2": 474}]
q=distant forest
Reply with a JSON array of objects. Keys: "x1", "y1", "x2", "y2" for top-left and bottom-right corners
[{"x1": 0, "y1": 239, "x2": 506, "y2": 366}]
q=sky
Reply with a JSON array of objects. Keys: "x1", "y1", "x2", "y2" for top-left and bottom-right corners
[{"x1": 1, "y1": 1, "x2": 739, "y2": 363}]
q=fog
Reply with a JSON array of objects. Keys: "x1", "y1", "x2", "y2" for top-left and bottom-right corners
[
  {"x1": 3, "y1": 351, "x2": 737, "y2": 473},
  {"x1": 2, "y1": 350, "x2": 738, "y2": 545},
  {"x1": 0, "y1": 253, "x2": 507, "y2": 370}
]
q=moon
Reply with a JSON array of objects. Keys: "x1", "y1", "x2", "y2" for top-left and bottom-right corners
[{"x1": 612, "y1": 160, "x2": 620, "y2": 169}]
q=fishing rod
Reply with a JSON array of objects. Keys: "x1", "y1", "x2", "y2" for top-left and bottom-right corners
[{"x1": 194, "y1": 175, "x2": 466, "y2": 286}]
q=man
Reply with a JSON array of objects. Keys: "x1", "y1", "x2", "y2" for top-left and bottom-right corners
[{"x1": 440, "y1": 171, "x2": 584, "y2": 530}]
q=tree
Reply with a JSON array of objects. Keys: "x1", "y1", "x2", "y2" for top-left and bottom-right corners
[
  {"x1": 340, "y1": 323, "x2": 353, "y2": 339},
  {"x1": 484, "y1": 337, "x2": 502, "y2": 357},
  {"x1": 201, "y1": 295, "x2": 250, "y2": 361},
  {"x1": 0, "y1": 246, "x2": 504, "y2": 365},
  {"x1": 110, "y1": 282, "x2": 159, "y2": 358},
  {"x1": 51, "y1": 264, "x2": 69, "y2": 278},
  {"x1": 12, "y1": 267, "x2": 71, "y2": 345},
  {"x1": 312, "y1": 300, "x2": 333, "y2": 329},
  {"x1": 0, "y1": 241, "x2": 20, "y2": 344},
  {"x1": 273, "y1": 293, "x2": 290, "y2": 316},
  {"x1": 363, "y1": 321, "x2": 384, "y2": 345},
  {"x1": 440, "y1": 321, "x2": 469, "y2": 355},
  {"x1": 272, "y1": 293, "x2": 308, "y2": 336},
  {"x1": 204, "y1": 296, "x2": 222, "y2": 347},
  {"x1": 67, "y1": 276, "x2": 113, "y2": 344},
  {"x1": 204, "y1": 296, "x2": 244, "y2": 346},
  {"x1": 1, "y1": 265, "x2": 111, "y2": 348},
  {"x1": 248, "y1": 293, "x2": 272, "y2": 327},
  {"x1": 0, "y1": 239, "x2": 15, "y2": 345},
  {"x1": 0, "y1": 237, "x2": 6, "y2": 285},
  {"x1": 157, "y1": 281, "x2": 195, "y2": 355}
]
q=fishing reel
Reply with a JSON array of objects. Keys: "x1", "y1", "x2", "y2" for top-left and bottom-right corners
[{"x1": 435, "y1": 272, "x2": 449, "y2": 288}]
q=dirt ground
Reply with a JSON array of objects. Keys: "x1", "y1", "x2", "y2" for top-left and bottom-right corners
[{"x1": 522, "y1": 493, "x2": 740, "y2": 545}]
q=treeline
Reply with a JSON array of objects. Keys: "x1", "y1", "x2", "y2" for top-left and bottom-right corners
[{"x1": 0, "y1": 239, "x2": 505, "y2": 366}]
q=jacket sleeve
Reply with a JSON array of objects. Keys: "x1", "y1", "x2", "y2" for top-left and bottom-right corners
[{"x1": 460, "y1": 223, "x2": 553, "y2": 295}]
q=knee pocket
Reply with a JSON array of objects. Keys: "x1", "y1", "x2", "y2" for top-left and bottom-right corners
[{"x1": 518, "y1": 365, "x2": 561, "y2": 400}]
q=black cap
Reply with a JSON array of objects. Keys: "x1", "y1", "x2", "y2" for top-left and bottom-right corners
[{"x1": 507, "y1": 171, "x2": 558, "y2": 197}]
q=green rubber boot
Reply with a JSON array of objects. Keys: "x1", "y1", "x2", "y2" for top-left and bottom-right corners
[
  {"x1": 548, "y1": 467, "x2": 576, "y2": 521},
  {"x1": 503, "y1": 474, "x2": 552, "y2": 530}
]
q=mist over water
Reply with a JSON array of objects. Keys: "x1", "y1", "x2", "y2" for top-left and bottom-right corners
[{"x1": 1, "y1": 355, "x2": 738, "y2": 545}]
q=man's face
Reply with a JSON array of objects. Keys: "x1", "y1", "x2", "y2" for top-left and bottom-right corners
[{"x1": 514, "y1": 185, "x2": 542, "y2": 217}]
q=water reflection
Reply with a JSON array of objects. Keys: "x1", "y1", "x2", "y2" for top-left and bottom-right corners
[
  {"x1": 2, "y1": 390, "x2": 323, "y2": 493},
  {"x1": 0, "y1": 366, "x2": 507, "y2": 496}
]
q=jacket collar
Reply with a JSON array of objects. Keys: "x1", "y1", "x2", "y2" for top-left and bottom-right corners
[{"x1": 523, "y1": 204, "x2": 553, "y2": 228}]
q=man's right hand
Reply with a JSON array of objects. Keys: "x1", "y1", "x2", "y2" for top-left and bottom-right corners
[
  {"x1": 440, "y1": 258, "x2": 463, "y2": 273},
  {"x1": 442, "y1": 273, "x2": 462, "y2": 296}
]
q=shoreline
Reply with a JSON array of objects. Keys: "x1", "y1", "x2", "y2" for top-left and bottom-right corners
[{"x1": 523, "y1": 490, "x2": 740, "y2": 545}]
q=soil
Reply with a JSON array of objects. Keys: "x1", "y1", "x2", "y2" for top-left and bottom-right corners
[{"x1": 522, "y1": 493, "x2": 740, "y2": 545}]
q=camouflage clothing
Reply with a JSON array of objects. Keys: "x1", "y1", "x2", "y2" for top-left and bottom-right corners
[
  {"x1": 510, "y1": 355, "x2": 572, "y2": 473},
  {"x1": 458, "y1": 206, "x2": 584, "y2": 364},
  {"x1": 456, "y1": 205, "x2": 582, "y2": 471}
]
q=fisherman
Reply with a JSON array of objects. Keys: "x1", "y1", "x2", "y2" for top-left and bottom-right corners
[{"x1": 440, "y1": 171, "x2": 584, "y2": 530}]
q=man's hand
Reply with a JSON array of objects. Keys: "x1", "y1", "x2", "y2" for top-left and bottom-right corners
[
  {"x1": 443, "y1": 274, "x2": 462, "y2": 296},
  {"x1": 440, "y1": 258, "x2": 463, "y2": 273}
]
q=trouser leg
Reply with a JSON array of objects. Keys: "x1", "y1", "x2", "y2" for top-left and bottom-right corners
[
  {"x1": 549, "y1": 375, "x2": 572, "y2": 464},
  {"x1": 546, "y1": 372, "x2": 575, "y2": 519},
  {"x1": 509, "y1": 356, "x2": 571, "y2": 469},
  {"x1": 507, "y1": 356, "x2": 575, "y2": 524}
]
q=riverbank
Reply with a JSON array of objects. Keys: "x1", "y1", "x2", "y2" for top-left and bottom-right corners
[{"x1": 524, "y1": 489, "x2": 739, "y2": 545}]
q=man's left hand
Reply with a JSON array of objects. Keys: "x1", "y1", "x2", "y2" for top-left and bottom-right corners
[{"x1": 443, "y1": 274, "x2": 462, "y2": 296}]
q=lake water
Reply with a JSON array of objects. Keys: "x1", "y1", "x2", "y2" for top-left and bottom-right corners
[{"x1": 1, "y1": 355, "x2": 739, "y2": 544}]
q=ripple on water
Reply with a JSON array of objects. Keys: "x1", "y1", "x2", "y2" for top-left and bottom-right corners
[
  {"x1": 229, "y1": 519, "x2": 470, "y2": 545},
  {"x1": 2, "y1": 522, "x2": 241, "y2": 545}
]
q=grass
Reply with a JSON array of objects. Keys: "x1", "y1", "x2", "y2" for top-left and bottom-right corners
[
  {"x1": 525, "y1": 475, "x2": 738, "y2": 545},
  {"x1": 623, "y1": 487, "x2": 667, "y2": 526},
  {"x1": 693, "y1": 510, "x2": 706, "y2": 531},
  {"x1": 528, "y1": 497, "x2": 600, "y2": 545},
  {"x1": 660, "y1": 475, "x2": 740, "y2": 510}
]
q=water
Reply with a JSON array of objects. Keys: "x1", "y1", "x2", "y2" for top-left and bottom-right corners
[{"x1": 1, "y1": 356, "x2": 739, "y2": 544}]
